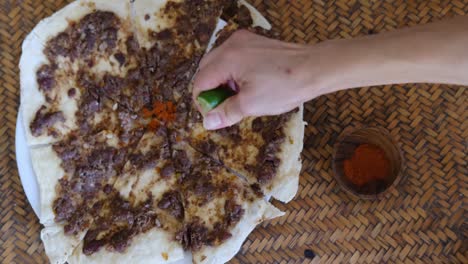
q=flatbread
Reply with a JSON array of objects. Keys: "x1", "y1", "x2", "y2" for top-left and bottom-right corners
[
  {"x1": 41, "y1": 225, "x2": 86, "y2": 264},
  {"x1": 269, "y1": 106, "x2": 305, "y2": 202},
  {"x1": 68, "y1": 228, "x2": 184, "y2": 264},
  {"x1": 30, "y1": 0, "x2": 131, "y2": 46},
  {"x1": 131, "y1": 0, "x2": 179, "y2": 49},
  {"x1": 169, "y1": 139, "x2": 285, "y2": 264},
  {"x1": 21, "y1": 1, "x2": 303, "y2": 264},
  {"x1": 112, "y1": 130, "x2": 172, "y2": 203},
  {"x1": 32, "y1": 130, "x2": 185, "y2": 264},
  {"x1": 20, "y1": 0, "x2": 134, "y2": 146},
  {"x1": 31, "y1": 145, "x2": 90, "y2": 263},
  {"x1": 188, "y1": 110, "x2": 304, "y2": 203},
  {"x1": 20, "y1": 33, "x2": 79, "y2": 146},
  {"x1": 193, "y1": 201, "x2": 283, "y2": 264},
  {"x1": 30, "y1": 145, "x2": 69, "y2": 225},
  {"x1": 30, "y1": 128, "x2": 132, "y2": 257}
]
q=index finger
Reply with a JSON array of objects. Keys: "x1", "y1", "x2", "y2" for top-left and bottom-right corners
[{"x1": 193, "y1": 53, "x2": 236, "y2": 99}]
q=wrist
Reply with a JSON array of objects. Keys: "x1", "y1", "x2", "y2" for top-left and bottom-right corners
[
  {"x1": 296, "y1": 40, "x2": 354, "y2": 98},
  {"x1": 292, "y1": 43, "x2": 338, "y2": 101},
  {"x1": 311, "y1": 38, "x2": 381, "y2": 94},
  {"x1": 293, "y1": 35, "x2": 420, "y2": 99}
]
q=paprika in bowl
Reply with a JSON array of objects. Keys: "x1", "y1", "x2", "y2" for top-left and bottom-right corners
[{"x1": 332, "y1": 127, "x2": 403, "y2": 199}]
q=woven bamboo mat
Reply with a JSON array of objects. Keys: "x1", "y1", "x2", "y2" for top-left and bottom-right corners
[{"x1": 1, "y1": 0, "x2": 467, "y2": 263}]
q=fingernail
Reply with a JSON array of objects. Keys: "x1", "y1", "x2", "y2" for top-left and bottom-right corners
[{"x1": 204, "y1": 112, "x2": 222, "y2": 130}]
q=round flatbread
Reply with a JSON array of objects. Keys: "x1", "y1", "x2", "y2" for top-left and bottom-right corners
[{"x1": 20, "y1": 1, "x2": 303, "y2": 264}]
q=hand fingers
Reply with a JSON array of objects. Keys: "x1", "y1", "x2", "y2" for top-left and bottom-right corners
[
  {"x1": 203, "y1": 96, "x2": 244, "y2": 130},
  {"x1": 193, "y1": 58, "x2": 233, "y2": 99},
  {"x1": 193, "y1": 31, "x2": 246, "y2": 98}
]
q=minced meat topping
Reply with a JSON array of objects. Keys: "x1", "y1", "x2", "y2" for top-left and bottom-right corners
[{"x1": 30, "y1": 0, "x2": 290, "y2": 256}]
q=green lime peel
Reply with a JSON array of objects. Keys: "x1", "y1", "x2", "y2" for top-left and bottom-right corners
[{"x1": 197, "y1": 84, "x2": 237, "y2": 113}]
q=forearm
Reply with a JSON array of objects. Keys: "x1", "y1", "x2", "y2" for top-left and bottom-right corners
[
  {"x1": 305, "y1": 16, "x2": 468, "y2": 97},
  {"x1": 194, "y1": 19, "x2": 468, "y2": 128}
]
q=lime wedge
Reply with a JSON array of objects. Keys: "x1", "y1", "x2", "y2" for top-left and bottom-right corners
[{"x1": 197, "y1": 85, "x2": 236, "y2": 113}]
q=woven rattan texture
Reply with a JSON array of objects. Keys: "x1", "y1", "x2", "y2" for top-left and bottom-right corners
[{"x1": 1, "y1": 0, "x2": 467, "y2": 263}]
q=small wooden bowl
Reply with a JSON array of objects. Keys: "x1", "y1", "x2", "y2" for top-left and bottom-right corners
[{"x1": 332, "y1": 127, "x2": 403, "y2": 199}]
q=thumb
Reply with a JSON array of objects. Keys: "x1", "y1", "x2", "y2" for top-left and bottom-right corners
[{"x1": 203, "y1": 96, "x2": 244, "y2": 130}]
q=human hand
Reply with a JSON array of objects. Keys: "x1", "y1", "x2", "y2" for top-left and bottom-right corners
[
  {"x1": 193, "y1": 30, "x2": 322, "y2": 130},
  {"x1": 195, "y1": 16, "x2": 468, "y2": 130}
]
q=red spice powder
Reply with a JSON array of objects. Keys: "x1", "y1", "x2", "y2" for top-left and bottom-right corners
[
  {"x1": 343, "y1": 143, "x2": 390, "y2": 187},
  {"x1": 141, "y1": 101, "x2": 176, "y2": 131},
  {"x1": 148, "y1": 119, "x2": 160, "y2": 131},
  {"x1": 141, "y1": 108, "x2": 154, "y2": 118}
]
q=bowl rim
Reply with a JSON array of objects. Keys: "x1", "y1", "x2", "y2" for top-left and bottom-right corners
[{"x1": 332, "y1": 126, "x2": 405, "y2": 200}]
